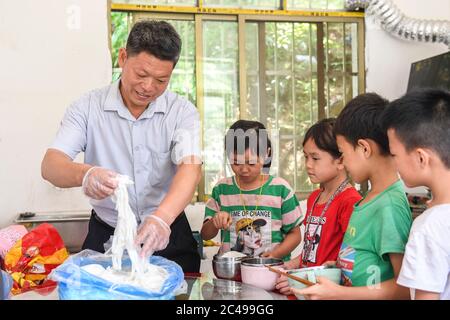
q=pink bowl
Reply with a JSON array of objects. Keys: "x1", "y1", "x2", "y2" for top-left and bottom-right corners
[{"x1": 240, "y1": 257, "x2": 283, "y2": 291}]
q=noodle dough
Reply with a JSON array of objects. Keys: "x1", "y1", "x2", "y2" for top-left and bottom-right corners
[
  {"x1": 82, "y1": 175, "x2": 169, "y2": 292},
  {"x1": 221, "y1": 251, "x2": 247, "y2": 258}
]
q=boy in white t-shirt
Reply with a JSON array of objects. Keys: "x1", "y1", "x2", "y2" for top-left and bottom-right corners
[{"x1": 382, "y1": 88, "x2": 450, "y2": 300}]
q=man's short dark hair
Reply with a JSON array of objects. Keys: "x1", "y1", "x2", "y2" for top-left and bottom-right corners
[
  {"x1": 334, "y1": 93, "x2": 390, "y2": 155},
  {"x1": 126, "y1": 20, "x2": 181, "y2": 66},
  {"x1": 303, "y1": 118, "x2": 341, "y2": 159},
  {"x1": 382, "y1": 88, "x2": 450, "y2": 168}
]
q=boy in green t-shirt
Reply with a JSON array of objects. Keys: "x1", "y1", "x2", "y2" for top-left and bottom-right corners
[{"x1": 294, "y1": 93, "x2": 412, "y2": 300}]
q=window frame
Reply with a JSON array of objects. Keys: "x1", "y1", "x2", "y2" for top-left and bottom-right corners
[{"x1": 110, "y1": 1, "x2": 366, "y2": 201}]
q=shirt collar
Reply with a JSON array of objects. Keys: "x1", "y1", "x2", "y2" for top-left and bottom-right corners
[{"x1": 104, "y1": 79, "x2": 167, "y2": 120}]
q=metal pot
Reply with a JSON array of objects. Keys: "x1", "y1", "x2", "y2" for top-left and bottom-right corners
[
  {"x1": 14, "y1": 211, "x2": 90, "y2": 253},
  {"x1": 212, "y1": 254, "x2": 244, "y2": 281},
  {"x1": 241, "y1": 257, "x2": 283, "y2": 267}
]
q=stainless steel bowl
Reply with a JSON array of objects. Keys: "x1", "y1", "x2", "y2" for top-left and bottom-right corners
[
  {"x1": 241, "y1": 257, "x2": 283, "y2": 267},
  {"x1": 212, "y1": 254, "x2": 244, "y2": 281}
]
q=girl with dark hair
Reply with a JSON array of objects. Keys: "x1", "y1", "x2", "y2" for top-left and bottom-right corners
[
  {"x1": 201, "y1": 120, "x2": 304, "y2": 261},
  {"x1": 276, "y1": 118, "x2": 361, "y2": 295}
]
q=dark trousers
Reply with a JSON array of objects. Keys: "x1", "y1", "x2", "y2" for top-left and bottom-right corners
[{"x1": 82, "y1": 210, "x2": 200, "y2": 273}]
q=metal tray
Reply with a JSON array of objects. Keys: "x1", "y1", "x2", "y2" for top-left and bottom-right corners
[{"x1": 14, "y1": 211, "x2": 91, "y2": 253}]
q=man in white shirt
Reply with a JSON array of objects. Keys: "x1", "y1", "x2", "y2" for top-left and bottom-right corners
[{"x1": 41, "y1": 20, "x2": 202, "y2": 272}]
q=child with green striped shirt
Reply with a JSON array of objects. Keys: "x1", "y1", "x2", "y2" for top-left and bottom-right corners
[{"x1": 201, "y1": 120, "x2": 304, "y2": 261}]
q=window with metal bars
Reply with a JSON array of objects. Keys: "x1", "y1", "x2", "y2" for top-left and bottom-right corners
[{"x1": 110, "y1": 2, "x2": 364, "y2": 200}]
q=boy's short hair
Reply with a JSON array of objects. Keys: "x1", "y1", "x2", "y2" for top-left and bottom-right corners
[
  {"x1": 303, "y1": 118, "x2": 341, "y2": 159},
  {"x1": 334, "y1": 93, "x2": 390, "y2": 155},
  {"x1": 382, "y1": 88, "x2": 450, "y2": 168},
  {"x1": 225, "y1": 120, "x2": 272, "y2": 170}
]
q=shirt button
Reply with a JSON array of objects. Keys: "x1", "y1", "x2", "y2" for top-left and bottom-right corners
[{"x1": 135, "y1": 146, "x2": 140, "y2": 151}]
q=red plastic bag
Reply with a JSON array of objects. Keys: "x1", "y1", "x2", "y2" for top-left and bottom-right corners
[{"x1": 4, "y1": 223, "x2": 69, "y2": 295}]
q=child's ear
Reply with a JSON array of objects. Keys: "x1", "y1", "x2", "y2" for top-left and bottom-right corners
[
  {"x1": 416, "y1": 148, "x2": 430, "y2": 168},
  {"x1": 265, "y1": 147, "x2": 272, "y2": 161},
  {"x1": 261, "y1": 147, "x2": 272, "y2": 166},
  {"x1": 357, "y1": 139, "x2": 372, "y2": 158},
  {"x1": 335, "y1": 156, "x2": 345, "y2": 170}
]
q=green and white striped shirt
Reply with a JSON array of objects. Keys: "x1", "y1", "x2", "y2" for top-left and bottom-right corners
[{"x1": 205, "y1": 175, "x2": 304, "y2": 261}]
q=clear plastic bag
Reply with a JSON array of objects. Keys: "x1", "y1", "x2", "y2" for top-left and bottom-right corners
[{"x1": 49, "y1": 249, "x2": 184, "y2": 300}]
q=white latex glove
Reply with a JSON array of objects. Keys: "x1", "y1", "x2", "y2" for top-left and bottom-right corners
[
  {"x1": 81, "y1": 166, "x2": 118, "y2": 200},
  {"x1": 136, "y1": 215, "x2": 171, "y2": 258}
]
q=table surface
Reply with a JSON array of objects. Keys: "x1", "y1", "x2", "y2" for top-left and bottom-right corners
[
  {"x1": 10, "y1": 274, "x2": 288, "y2": 300},
  {"x1": 179, "y1": 275, "x2": 287, "y2": 300},
  {"x1": 10, "y1": 246, "x2": 289, "y2": 300}
]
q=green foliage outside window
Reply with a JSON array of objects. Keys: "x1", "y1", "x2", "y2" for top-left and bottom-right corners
[
  {"x1": 109, "y1": 7, "x2": 360, "y2": 196},
  {"x1": 111, "y1": 12, "x2": 129, "y2": 82}
]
